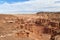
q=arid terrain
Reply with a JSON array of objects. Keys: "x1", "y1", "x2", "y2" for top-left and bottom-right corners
[{"x1": 0, "y1": 12, "x2": 60, "y2": 40}]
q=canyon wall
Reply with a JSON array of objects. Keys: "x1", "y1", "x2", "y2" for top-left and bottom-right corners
[{"x1": 0, "y1": 12, "x2": 60, "y2": 40}]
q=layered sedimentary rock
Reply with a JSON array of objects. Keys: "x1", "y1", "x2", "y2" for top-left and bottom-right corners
[{"x1": 0, "y1": 12, "x2": 60, "y2": 40}]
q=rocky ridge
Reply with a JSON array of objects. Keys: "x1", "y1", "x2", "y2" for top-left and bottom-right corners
[{"x1": 0, "y1": 12, "x2": 60, "y2": 40}]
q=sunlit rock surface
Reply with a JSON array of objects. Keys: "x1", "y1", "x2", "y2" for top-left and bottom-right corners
[{"x1": 0, "y1": 12, "x2": 60, "y2": 40}]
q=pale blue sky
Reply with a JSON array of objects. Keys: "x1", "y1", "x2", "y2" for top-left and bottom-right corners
[
  {"x1": 0, "y1": 0, "x2": 60, "y2": 14},
  {"x1": 0, "y1": 0, "x2": 29, "y2": 4}
]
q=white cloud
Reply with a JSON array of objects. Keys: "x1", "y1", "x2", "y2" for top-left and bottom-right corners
[{"x1": 0, "y1": 0, "x2": 60, "y2": 14}]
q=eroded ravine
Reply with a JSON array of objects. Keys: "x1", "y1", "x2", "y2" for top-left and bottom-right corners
[{"x1": 0, "y1": 13, "x2": 60, "y2": 40}]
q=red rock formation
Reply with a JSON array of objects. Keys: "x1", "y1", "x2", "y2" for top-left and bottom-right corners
[{"x1": 0, "y1": 12, "x2": 60, "y2": 40}]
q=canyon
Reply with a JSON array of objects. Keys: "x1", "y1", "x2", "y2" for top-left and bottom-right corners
[{"x1": 0, "y1": 12, "x2": 60, "y2": 40}]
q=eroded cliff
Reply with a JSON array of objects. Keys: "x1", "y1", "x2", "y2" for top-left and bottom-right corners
[{"x1": 0, "y1": 12, "x2": 60, "y2": 40}]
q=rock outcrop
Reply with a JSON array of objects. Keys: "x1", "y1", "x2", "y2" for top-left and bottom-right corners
[{"x1": 0, "y1": 12, "x2": 60, "y2": 40}]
